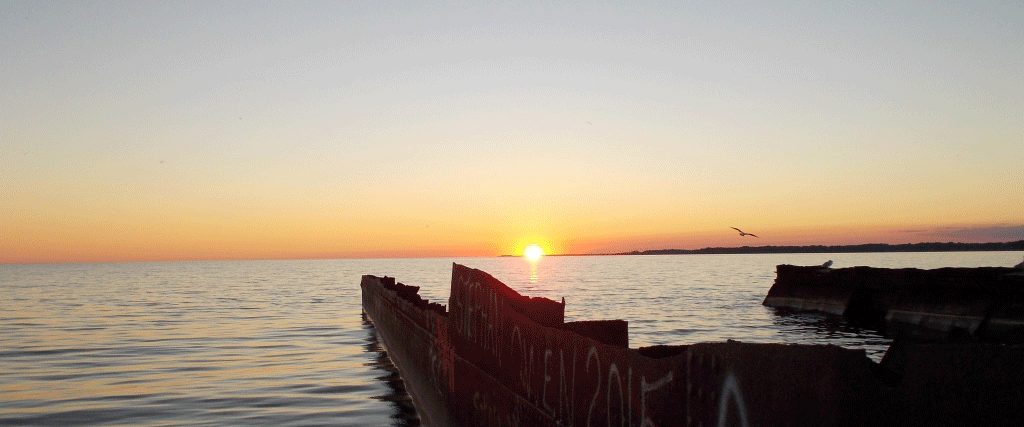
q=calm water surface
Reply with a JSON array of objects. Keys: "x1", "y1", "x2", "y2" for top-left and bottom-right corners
[{"x1": 2, "y1": 252, "x2": 1020, "y2": 426}]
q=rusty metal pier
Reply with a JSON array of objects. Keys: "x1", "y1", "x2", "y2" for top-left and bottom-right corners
[{"x1": 362, "y1": 263, "x2": 1023, "y2": 426}]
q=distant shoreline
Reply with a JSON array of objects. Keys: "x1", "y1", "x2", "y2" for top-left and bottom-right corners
[{"x1": 501, "y1": 240, "x2": 1024, "y2": 257}]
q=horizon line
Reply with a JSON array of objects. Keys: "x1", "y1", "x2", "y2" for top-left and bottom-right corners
[{"x1": 4, "y1": 240, "x2": 1022, "y2": 266}]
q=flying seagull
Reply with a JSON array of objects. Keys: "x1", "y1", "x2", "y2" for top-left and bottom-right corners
[{"x1": 731, "y1": 227, "x2": 759, "y2": 238}]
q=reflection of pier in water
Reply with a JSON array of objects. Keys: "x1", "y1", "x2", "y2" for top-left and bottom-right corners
[
  {"x1": 769, "y1": 308, "x2": 892, "y2": 360},
  {"x1": 362, "y1": 314, "x2": 421, "y2": 427}
]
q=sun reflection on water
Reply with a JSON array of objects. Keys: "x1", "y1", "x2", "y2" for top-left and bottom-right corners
[{"x1": 527, "y1": 259, "x2": 539, "y2": 284}]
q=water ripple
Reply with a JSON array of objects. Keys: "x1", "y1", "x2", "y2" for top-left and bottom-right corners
[{"x1": 2, "y1": 253, "x2": 1018, "y2": 425}]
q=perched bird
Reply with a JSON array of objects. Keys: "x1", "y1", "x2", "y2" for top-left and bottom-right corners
[
  {"x1": 821, "y1": 260, "x2": 834, "y2": 268},
  {"x1": 731, "y1": 227, "x2": 759, "y2": 238}
]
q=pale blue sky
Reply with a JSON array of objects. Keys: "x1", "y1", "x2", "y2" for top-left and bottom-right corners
[{"x1": 2, "y1": 1, "x2": 1022, "y2": 261}]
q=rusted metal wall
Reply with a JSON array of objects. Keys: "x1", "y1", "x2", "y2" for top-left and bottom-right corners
[
  {"x1": 882, "y1": 340, "x2": 1024, "y2": 425},
  {"x1": 361, "y1": 274, "x2": 455, "y2": 427},
  {"x1": 764, "y1": 264, "x2": 1024, "y2": 339},
  {"x1": 363, "y1": 263, "x2": 1024, "y2": 427},
  {"x1": 364, "y1": 264, "x2": 892, "y2": 426}
]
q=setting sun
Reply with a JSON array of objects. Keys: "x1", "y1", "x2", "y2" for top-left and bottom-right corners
[{"x1": 523, "y1": 244, "x2": 545, "y2": 261}]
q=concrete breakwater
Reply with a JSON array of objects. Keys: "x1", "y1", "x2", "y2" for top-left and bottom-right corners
[
  {"x1": 764, "y1": 264, "x2": 1024, "y2": 341},
  {"x1": 362, "y1": 263, "x2": 1023, "y2": 427}
]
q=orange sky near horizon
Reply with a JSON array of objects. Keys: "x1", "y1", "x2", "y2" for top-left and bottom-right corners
[
  {"x1": 4, "y1": 208, "x2": 1020, "y2": 263},
  {"x1": 2, "y1": 2, "x2": 1022, "y2": 264}
]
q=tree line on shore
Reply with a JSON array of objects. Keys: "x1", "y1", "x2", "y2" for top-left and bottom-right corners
[{"x1": 620, "y1": 240, "x2": 1024, "y2": 256}]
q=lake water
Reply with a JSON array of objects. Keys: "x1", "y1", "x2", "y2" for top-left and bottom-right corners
[{"x1": 2, "y1": 252, "x2": 1021, "y2": 426}]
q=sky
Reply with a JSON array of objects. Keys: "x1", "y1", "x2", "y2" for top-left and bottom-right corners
[{"x1": 2, "y1": 1, "x2": 1022, "y2": 263}]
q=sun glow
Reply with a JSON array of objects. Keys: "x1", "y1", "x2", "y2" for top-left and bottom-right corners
[{"x1": 523, "y1": 244, "x2": 545, "y2": 261}]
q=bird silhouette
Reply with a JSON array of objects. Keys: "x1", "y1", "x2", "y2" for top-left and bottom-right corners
[
  {"x1": 821, "y1": 260, "x2": 833, "y2": 268},
  {"x1": 731, "y1": 227, "x2": 758, "y2": 238}
]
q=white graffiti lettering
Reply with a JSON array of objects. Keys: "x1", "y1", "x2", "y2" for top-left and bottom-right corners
[
  {"x1": 586, "y1": 346, "x2": 601, "y2": 427},
  {"x1": 716, "y1": 373, "x2": 750, "y2": 427},
  {"x1": 640, "y1": 371, "x2": 673, "y2": 427}
]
